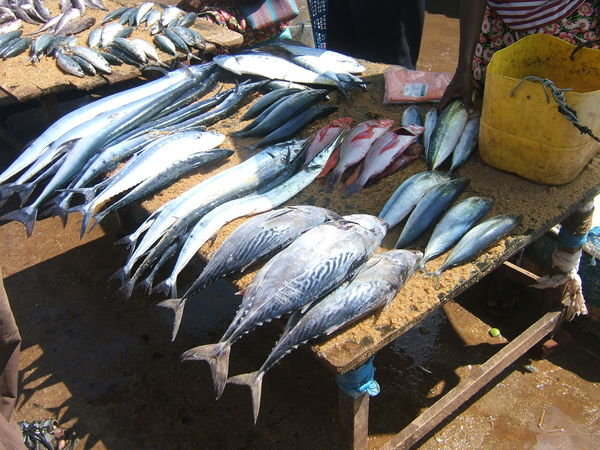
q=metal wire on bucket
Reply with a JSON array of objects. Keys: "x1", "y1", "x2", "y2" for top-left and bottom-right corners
[{"x1": 307, "y1": 0, "x2": 328, "y2": 49}]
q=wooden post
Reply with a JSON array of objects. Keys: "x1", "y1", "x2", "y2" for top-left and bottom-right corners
[
  {"x1": 380, "y1": 310, "x2": 563, "y2": 450},
  {"x1": 338, "y1": 391, "x2": 370, "y2": 450}
]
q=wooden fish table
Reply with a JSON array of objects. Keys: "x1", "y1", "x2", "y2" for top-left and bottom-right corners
[
  {"x1": 109, "y1": 59, "x2": 600, "y2": 449},
  {"x1": 0, "y1": 0, "x2": 242, "y2": 148}
]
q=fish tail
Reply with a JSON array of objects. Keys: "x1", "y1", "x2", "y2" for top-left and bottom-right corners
[
  {"x1": 56, "y1": 186, "x2": 96, "y2": 202},
  {"x1": 0, "y1": 205, "x2": 38, "y2": 237},
  {"x1": 180, "y1": 340, "x2": 231, "y2": 399},
  {"x1": 115, "y1": 279, "x2": 135, "y2": 300},
  {"x1": 421, "y1": 270, "x2": 442, "y2": 289},
  {"x1": 109, "y1": 266, "x2": 129, "y2": 285},
  {"x1": 152, "y1": 276, "x2": 177, "y2": 298},
  {"x1": 325, "y1": 169, "x2": 343, "y2": 188},
  {"x1": 15, "y1": 182, "x2": 37, "y2": 206},
  {"x1": 114, "y1": 234, "x2": 134, "y2": 247},
  {"x1": 228, "y1": 371, "x2": 265, "y2": 424},
  {"x1": 79, "y1": 206, "x2": 96, "y2": 238},
  {"x1": 88, "y1": 211, "x2": 108, "y2": 233},
  {"x1": 344, "y1": 177, "x2": 366, "y2": 196},
  {"x1": 156, "y1": 297, "x2": 187, "y2": 341}
]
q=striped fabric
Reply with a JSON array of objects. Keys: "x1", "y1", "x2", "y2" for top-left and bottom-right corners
[
  {"x1": 487, "y1": 0, "x2": 585, "y2": 30},
  {"x1": 239, "y1": 0, "x2": 299, "y2": 30}
]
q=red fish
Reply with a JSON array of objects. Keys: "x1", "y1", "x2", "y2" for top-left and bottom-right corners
[
  {"x1": 325, "y1": 118, "x2": 394, "y2": 187},
  {"x1": 345, "y1": 125, "x2": 424, "y2": 195},
  {"x1": 304, "y1": 117, "x2": 354, "y2": 165}
]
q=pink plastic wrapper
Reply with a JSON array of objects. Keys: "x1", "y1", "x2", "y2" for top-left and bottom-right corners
[{"x1": 383, "y1": 67, "x2": 452, "y2": 103}]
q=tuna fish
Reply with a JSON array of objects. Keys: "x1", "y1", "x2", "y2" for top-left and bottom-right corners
[
  {"x1": 423, "y1": 107, "x2": 438, "y2": 161},
  {"x1": 229, "y1": 249, "x2": 422, "y2": 422},
  {"x1": 420, "y1": 196, "x2": 494, "y2": 269},
  {"x1": 378, "y1": 171, "x2": 450, "y2": 228},
  {"x1": 395, "y1": 177, "x2": 470, "y2": 248},
  {"x1": 427, "y1": 214, "x2": 522, "y2": 279},
  {"x1": 429, "y1": 100, "x2": 468, "y2": 170},
  {"x1": 179, "y1": 214, "x2": 388, "y2": 398},
  {"x1": 448, "y1": 115, "x2": 480, "y2": 175}
]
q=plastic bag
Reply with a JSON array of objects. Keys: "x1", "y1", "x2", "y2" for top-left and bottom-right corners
[{"x1": 384, "y1": 66, "x2": 452, "y2": 103}]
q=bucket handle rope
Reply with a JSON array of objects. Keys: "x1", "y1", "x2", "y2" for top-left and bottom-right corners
[{"x1": 511, "y1": 76, "x2": 600, "y2": 144}]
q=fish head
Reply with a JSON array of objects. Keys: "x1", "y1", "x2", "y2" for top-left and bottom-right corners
[
  {"x1": 341, "y1": 214, "x2": 388, "y2": 237},
  {"x1": 378, "y1": 249, "x2": 423, "y2": 267}
]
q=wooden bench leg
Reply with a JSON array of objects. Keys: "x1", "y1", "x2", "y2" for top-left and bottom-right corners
[
  {"x1": 380, "y1": 309, "x2": 563, "y2": 450},
  {"x1": 338, "y1": 391, "x2": 369, "y2": 450}
]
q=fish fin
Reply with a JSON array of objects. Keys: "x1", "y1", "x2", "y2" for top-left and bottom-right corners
[
  {"x1": 152, "y1": 277, "x2": 176, "y2": 298},
  {"x1": 324, "y1": 168, "x2": 344, "y2": 188},
  {"x1": 114, "y1": 234, "x2": 134, "y2": 247},
  {"x1": 343, "y1": 161, "x2": 363, "y2": 186},
  {"x1": 115, "y1": 279, "x2": 135, "y2": 300},
  {"x1": 89, "y1": 209, "x2": 109, "y2": 232},
  {"x1": 228, "y1": 371, "x2": 264, "y2": 424},
  {"x1": 78, "y1": 205, "x2": 97, "y2": 238},
  {"x1": 421, "y1": 270, "x2": 442, "y2": 290},
  {"x1": 0, "y1": 205, "x2": 38, "y2": 237},
  {"x1": 344, "y1": 176, "x2": 367, "y2": 196},
  {"x1": 156, "y1": 297, "x2": 186, "y2": 341},
  {"x1": 282, "y1": 309, "x2": 302, "y2": 335},
  {"x1": 180, "y1": 341, "x2": 231, "y2": 399},
  {"x1": 109, "y1": 266, "x2": 129, "y2": 285},
  {"x1": 15, "y1": 182, "x2": 37, "y2": 206},
  {"x1": 138, "y1": 277, "x2": 153, "y2": 295},
  {"x1": 56, "y1": 186, "x2": 96, "y2": 202},
  {"x1": 316, "y1": 147, "x2": 339, "y2": 178}
]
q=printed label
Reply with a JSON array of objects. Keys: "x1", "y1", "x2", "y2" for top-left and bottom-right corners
[{"x1": 403, "y1": 83, "x2": 428, "y2": 98}]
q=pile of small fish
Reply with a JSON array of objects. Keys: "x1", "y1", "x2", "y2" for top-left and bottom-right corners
[
  {"x1": 0, "y1": 62, "x2": 274, "y2": 235},
  {"x1": 379, "y1": 170, "x2": 522, "y2": 281},
  {"x1": 160, "y1": 209, "x2": 422, "y2": 422},
  {"x1": 423, "y1": 99, "x2": 480, "y2": 173},
  {"x1": 0, "y1": 0, "x2": 207, "y2": 78},
  {"x1": 214, "y1": 41, "x2": 367, "y2": 98},
  {"x1": 318, "y1": 117, "x2": 425, "y2": 195}
]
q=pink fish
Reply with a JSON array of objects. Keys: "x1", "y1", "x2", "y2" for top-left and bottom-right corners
[
  {"x1": 345, "y1": 125, "x2": 424, "y2": 195},
  {"x1": 304, "y1": 117, "x2": 354, "y2": 165},
  {"x1": 325, "y1": 118, "x2": 394, "y2": 187}
]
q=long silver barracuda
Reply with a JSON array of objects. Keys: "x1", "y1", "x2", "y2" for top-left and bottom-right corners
[
  {"x1": 115, "y1": 140, "x2": 308, "y2": 282},
  {"x1": 0, "y1": 63, "x2": 215, "y2": 186},
  {"x1": 75, "y1": 130, "x2": 226, "y2": 235},
  {"x1": 180, "y1": 214, "x2": 388, "y2": 398},
  {"x1": 1, "y1": 74, "x2": 199, "y2": 236},
  {"x1": 378, "y1": 171, "x2": 450, "y2": 228},
  {"x1": 420, "y1": 196, "x2": 494, "y2": 269},
  {"x1": 229, "y1": 249, "x2": 422, "y2": 422},
  {"x1": 213, "y1": 51, "x2": 342, "y2": 87},
  {"x1": 156, "y1": 131, "x2": 345, "y2": 306}
]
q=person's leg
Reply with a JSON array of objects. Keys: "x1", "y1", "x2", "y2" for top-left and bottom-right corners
[
  {"x1": 326, "y1": 0, "x2": 359, "y2": 56},
  {"x1": 0, "y1": 268, "x2": 25, "y2": 449},
  {"x1": 397, "y1": 0, "x2": 426, "y2": 69}
]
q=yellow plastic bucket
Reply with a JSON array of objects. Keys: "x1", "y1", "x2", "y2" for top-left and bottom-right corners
[{"x1": 479, "y1": 34, "x2": 600, "y2": 185}]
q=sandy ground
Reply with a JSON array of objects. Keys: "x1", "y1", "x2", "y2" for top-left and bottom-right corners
[{"x1": 0, "y1": 1, "x2": 599, "y2": 449}]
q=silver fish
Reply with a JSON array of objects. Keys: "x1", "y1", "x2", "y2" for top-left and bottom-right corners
[
  {"x1": 379, "y1": 171, "x2": 450, "y2": 228},
  {"x1": 229, "y1": 249, "x2": 422, "y2": 422},
  {"x1": 421, "y1": 196, "x2": 494, "y2": 269},
  {"x1": 423, "y1": 107, "x2": 438, "y2": 161},
  {"x1": 429, "y1": 100, "x2": 468, "y2": 171},
  {"x1": 55, "y1": 48, "x2": 85, "y2": 77},
  {"x1": 449, "y1": 115, "x2": 480, "y2": 175},
  {"x1": 395, "y1": 177, "x2": 470, "y2": 249},
  {"x1": 179, "y1": 214, "x2": 387, "y2": 397},
  {"x1": 156, "y1": 131, "x2": 345, "y2": 300}
]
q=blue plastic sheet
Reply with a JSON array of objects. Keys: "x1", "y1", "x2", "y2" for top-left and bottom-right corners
[
  {"x1": 336, "y1": 356, "x2": 380, "y2": 399},
  {"x1": 558, "y1": 226, "x2": 589, "y2": 248}
]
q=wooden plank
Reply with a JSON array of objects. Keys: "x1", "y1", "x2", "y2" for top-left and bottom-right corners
[
  {"x1": 338, "y1": 393, "x2": 369, "y2": 450},
  {"x1": 0, "y1": 0, "x2": 243, "y2": 103},
  {"x1": 380, "y1": 310, "x2": 564, "y2": 450}
]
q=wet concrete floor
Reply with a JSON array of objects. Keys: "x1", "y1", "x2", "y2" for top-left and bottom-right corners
[{"x1": 1, "y1": 2, "x2": 599, "y2": 449}]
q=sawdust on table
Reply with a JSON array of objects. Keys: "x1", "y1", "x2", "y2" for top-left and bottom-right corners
[{"x1": 135, "y1": 59, "x2": 600, "y2": 372}]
